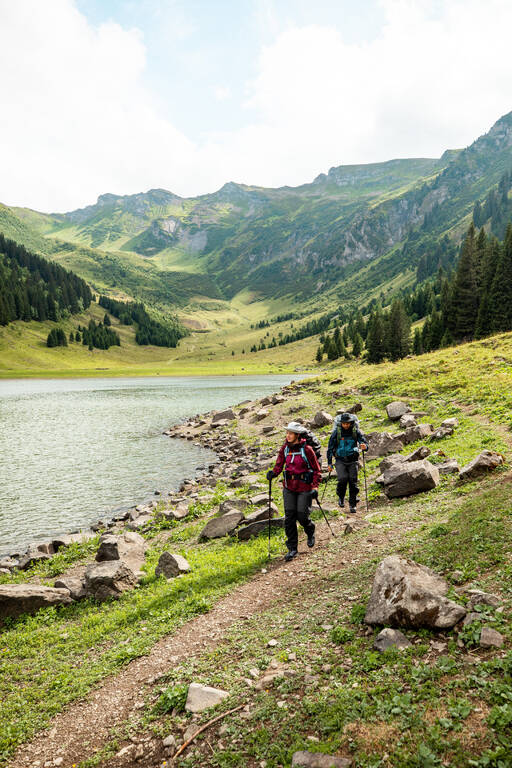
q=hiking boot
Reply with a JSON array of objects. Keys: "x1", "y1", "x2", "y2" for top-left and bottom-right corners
[
  {"x1": 307, "y1": 532, "x2": 315, "y2": 548},
  {"x1": 349, "y1": 505, "x2": 357, "y2": 514},
  {"x1": 284, "y1": 549, "x2": 298, "y2": 561},
  {"x1": 338, "y1": 497, "x2": 345, "y2": 509}
]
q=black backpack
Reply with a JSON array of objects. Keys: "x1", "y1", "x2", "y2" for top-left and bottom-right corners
[{"x1": 303, "y1": 430, "x2": 322, "y2": 467}]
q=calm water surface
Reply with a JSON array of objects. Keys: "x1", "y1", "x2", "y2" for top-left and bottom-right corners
[{"x1": 0, "y1": 375, "x2": 293, "y2": 554}]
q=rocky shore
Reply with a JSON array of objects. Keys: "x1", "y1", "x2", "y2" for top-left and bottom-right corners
[{"x1": 1, "y1": 376, "x2": 505, "y2": 622}]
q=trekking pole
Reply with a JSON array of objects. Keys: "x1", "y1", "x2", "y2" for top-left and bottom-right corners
[
  {"x1": 320, "y1": 467, "x2": 333, "y2": 503},
  {"x1": 267, "y1": 476, "x2": 272, "y2": 561},
  {"x1": 315, "y1": 497, "x2": 336, "y2": 538},
  {"x1": 362, "y1": 449, "x2": 370, "y2": 516}
]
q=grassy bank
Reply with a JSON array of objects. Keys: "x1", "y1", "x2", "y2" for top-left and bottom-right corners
[{"x1": 1, "y1": 332, "x2": 511, "y2": 767}]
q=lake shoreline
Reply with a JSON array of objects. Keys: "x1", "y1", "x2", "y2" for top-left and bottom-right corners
[{"x1": 1, "y1": 374, "x2": 297, "y2": 561}]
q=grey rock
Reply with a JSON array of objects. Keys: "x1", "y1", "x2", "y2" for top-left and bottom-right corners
[
  {"x1": 403, "y1": 423, "x2": 434, "y2": 444},
  {"x1": 451, "y1": 569, "x2": 465, "y2": 584},
  {"x1": 126, "y1": 514, "x2": 152, "y2": 531},
  {"x1": 479, "y1": 627, "x2": 504, "y2": 648},
  {"x1": 343, "y1": 519, "x2": 367, "y2": 535},
  {"x1": 312, "y1": 410, "x2": 333, "y2": 427},
  {"x1": 291, "y1": 752, "x2": 352, "y2": 767},
  {"x1": 399, "y1": 413, "x2": 417, "y2": 429},
  {"x1": 254, "y1": 408, "x2": 270, "y2": 421},
  {"x1": 249, "y1": 492, "x2": 273, "y2": 506},
  {"x1": 173, "y1": 502, "x2": 190, "y2": 520},
  {"x1": 365, "y1": 555, "x2": 466, "y2": 629},
  {"x1": 437, "y1": 459, "x2": 460, "y2": 475},
  {"x1": 18, "y1": 548, "x2": 51, "y2": 570},
  {"x1": 237, "y1": 517, "x2": 285, "y2": 541},
  {"x1": 347, "y1": 403, "x2": 362, "y2": 414},
  {"x1": 219, "y1": 498, "x2": 250, "y2": 515},
  {"x1": 366, "y1": 432, "x2": 404, "y2": 459},
  {"x1": 185, "y1": 682, "x2": 229, "y2": 713},
  {"x1": 441, "y1": 417, "x2": 459, "y2": 429},
  {"x1": 0, "y1": 584, "x2": 73, "y2": 619},
  {"x1": 380, "y1": 459, "x2": 440, "y2": 498},
  {"x1": 373, "y1": 628, "x2": 412, "y2": 652},
  {"x1": 386, "y1": 401, "x2": 411, "y2": 420},
  {"x1": 52, "y1": 532, "x2": 94, "y2": 551},
  {"x1": 463, "y1": 612, "x2": 482, "y2": 627},
  {"x1": 459, "y1": 451, "x2": 504, "y2": 480},
  {"x1": 430, "y1": 426, "x2": 454, "y2": 440},
  {"x1": 84, "y1": 560, "x2": 138, "y2": 600},
  {"x1": 244, "y1": 505, "x2": 278, "y2": 524},
  {"x1": 378, "y1": 454, "x2": 405, "y2": 473},
  {"x1": 199, "y1": 511, "x2": 244, "y2": 540},
  {"x1": 405, "y1": 445, "x2": 431, "y2": 461},
  {"x1": 262, "y1": 425, "x2": 275, "y2": 434},
  {"x1": 467, "y1": 590, "x2": 501, "y2": 610},
  {"x1": 155, "y1": 552, "x2": 190, "y2": 578},
  {"x1": 0, "y1": 557, "x2": 18, "y2": 571},
  {"x1": 54, "y1": 576, "x2": 86, "y2": 600},
  {"x1": 95, "y1": 532, "x2": 145, "y2": 573},
  {"x1": 212, "y1": 409, "x2": 236, "y2": 423}
]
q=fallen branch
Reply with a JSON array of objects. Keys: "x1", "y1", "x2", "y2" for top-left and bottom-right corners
[{"x1": 173, "y1": 704, "x2": 244, "y2": 761}]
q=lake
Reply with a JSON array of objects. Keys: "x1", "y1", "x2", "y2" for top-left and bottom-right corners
[{"x1": 0, "y1": 375, "x2": 293, "y2": 555}]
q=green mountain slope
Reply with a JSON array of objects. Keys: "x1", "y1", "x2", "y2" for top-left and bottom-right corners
[{"x1": 2, "y1": 111, "x2": 512, "y2": 322}]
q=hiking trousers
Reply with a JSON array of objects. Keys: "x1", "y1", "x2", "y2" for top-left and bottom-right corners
[
  {"x1": 335, "y1": 459, "x2": 359, "y2": 506},
  {"x1": 282, "y1": 488, "x2": 315, "y2": 551}
]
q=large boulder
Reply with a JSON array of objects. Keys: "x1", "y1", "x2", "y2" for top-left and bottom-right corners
[
  {"x1": 402, "y1": 424, "x2": 434, "y2": 444},
  {"x1": 199, "y1": 511, "x2": 244, "y2": 540},
  {"x1": 365, "y1": 555, "x2": 466, "y2": 629},
  {"x1": 0, "y1": 584, "x2": 73, "y2": 619},
  {"x1": 84, "y1": 561, "x2": 138, "y2": 600},
  {"x1": 312, "y1": 411, "x2": 333, "y2": 428},
  {"x1": 366, "y1": 432, "x2": 404, "y2": 460},
  {"x1": 399, "y1": 413, "x2": 417, "y2": 429},
  {"x1": 54, "y1": 576, "x2": 87, "y2": 600},
  {"x1": 437, "y1": 459, "x2": 460, "y2": 475},
  {"x1": 237, "y1": 517, "x2": 285, "y2": 541},
  {"x1": 459, "y1": 450, "x2": 504, "y2": 480},
  {"x1": 155, "y1": 552, "x2": 190, "y2": 578},
  {"x1": 95, "y1": 532, "x2": 145, "y2": 575},
  {"x1": 385, "y1": 402, "x2": 411, "y2": 421},
  {"x1": 212, "y1": 409, "x2": 236, "y2": 423},
  {"x1": 185, "y1": 683, "x2": 229, "y2": 713},
  {"x1": 380, "y1": 459, "x2": 440, "y2": 498}
]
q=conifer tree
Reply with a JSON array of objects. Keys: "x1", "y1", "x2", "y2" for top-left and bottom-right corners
[
  {"x1": 489, "y1": 223, "x2": 512, "y2": 332},
  {"x1": 315, "y1": 346, "x2": 323, "y2": 363},
  {"x1": 386, "y1": 299, "x2": 411, "y2": 361},
  {"x1": 352, "y1": 333, "x2": 363, "y2": 358},
  {"x1": 413, "y1": 327, "x2": 422, "y2": 355},
  {"x1": 366, "y1": 308, "x2": 385, "y2": 363},
  {"x1": 452, "y1": 223, "x2": 479, "y2": 340}
]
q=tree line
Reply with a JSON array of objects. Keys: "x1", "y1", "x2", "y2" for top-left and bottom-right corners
[
  {"x1": 0, "y1": 234, "x2": 92, "y2": 326},
  {"x1": 416, "y1": 221, "x2": 512, "y2": 353},
  {"x1": 98, "y1": 295, "x2": 186, "y2": 347}
]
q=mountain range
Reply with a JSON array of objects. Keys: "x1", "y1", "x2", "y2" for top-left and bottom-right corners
[{"x1": 2, "y1": 111, "x2": 512, "y2": 325}]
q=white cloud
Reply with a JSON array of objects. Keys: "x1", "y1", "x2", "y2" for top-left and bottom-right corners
[
  {"x1": 1, "y1": 0, "x2": 512, "y2": 211},
  {"x1": 213, "y1": 85, "x2": 231, "y2": 102}
]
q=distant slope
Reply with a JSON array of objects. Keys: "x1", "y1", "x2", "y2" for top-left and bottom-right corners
[{"x1": 2, "y1": 111, "x2": 512, "y2": 321}]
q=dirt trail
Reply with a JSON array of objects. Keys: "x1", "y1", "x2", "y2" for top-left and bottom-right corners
[{"x1": 10, "y1": 519, "x2": 350, "y2": 768}]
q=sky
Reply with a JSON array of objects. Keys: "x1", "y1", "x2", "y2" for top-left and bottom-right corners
[{"x1": 1, "y1": 0, "x2": 512, "y2": 212}]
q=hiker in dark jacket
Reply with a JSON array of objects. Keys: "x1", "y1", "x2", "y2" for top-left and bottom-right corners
[
  {"x1": 266, "y1": 422, "x2": 322, "y2": 561},
  {"x1": 327, "y1": 413, "x2": 368, "y2": 514}
]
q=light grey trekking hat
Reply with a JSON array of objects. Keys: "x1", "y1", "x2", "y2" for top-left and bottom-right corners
[{"x1": 285, "y1": 421, "x2": 307, "y2": 434}]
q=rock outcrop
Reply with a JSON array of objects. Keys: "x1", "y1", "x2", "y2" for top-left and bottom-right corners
[
  {"x1": 0, "y1": 584, "x2": 73, "y2": 619},
  {"x1": 365, "y1": 556, "x2": 466, "y2": 629},
  {"x1": 459, "y1": 450, "x2": 504, "y2": 480},
  {"x1": 378, "y1": 459, "x2": 440, "y2": 498}
]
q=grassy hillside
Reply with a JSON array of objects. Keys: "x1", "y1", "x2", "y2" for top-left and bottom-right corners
[{"x1": 1, "y1": 331, "x2": 511, "y2": 768}]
